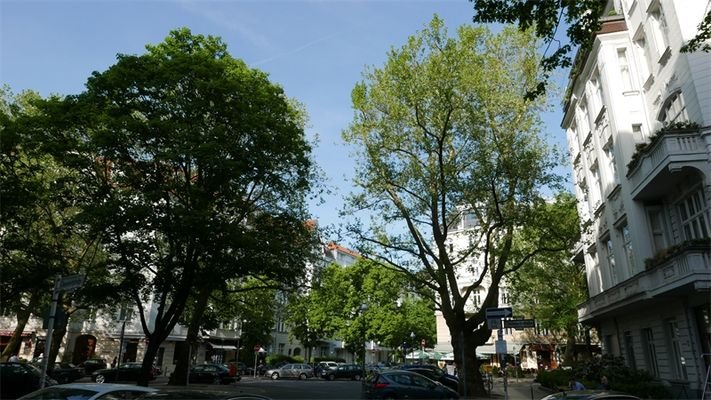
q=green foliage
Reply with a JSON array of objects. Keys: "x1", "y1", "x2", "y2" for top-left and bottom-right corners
[
  {"x1": 266, "y1": 354, "x2": 299, "y2": 365},
  {"x1": 534, "y1": 354, "x2": 673, "y2": 399},
  {"x1": 21, "y1": 28, "x2": 319, "y2": 383},
  {"x1": 472, "y1": 1, "x2": 711, "y2": 98},
  {"x1": 343, "y1": 16, "x2": 570, "y2": 396},
  {"x1": 287, "y1": 259, "x2": 435, "y2": 361},
  {"x1": 535, "y1": 368, "x2": 572, "y2": 390},
  {"x1": 506, "y1": 193, "x2": 583, "y2": 349}
]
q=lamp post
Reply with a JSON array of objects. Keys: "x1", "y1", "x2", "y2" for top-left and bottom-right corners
[{"x1": 235, "y1": 319, "x2": 246, "y2": 373}]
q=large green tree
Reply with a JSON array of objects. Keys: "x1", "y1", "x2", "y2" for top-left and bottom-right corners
[
  {"x1": 471, "y1": 0, "x2": 711, "y2": 98},
  {"x1": 34, "y1": 28, "x2": 318, "y2": 385},
  {"x1": 0, "y1": 87, "x2": 111, "y2": 366},
  {"x1": 505, "y1": 193, "x2": 587, "y2": 363},
  {"x1": 286, "y1": 259, "x2": 435, "y2": 364},
  {"x1": 343, "y1": 17, "x2": 575, "y2": 396}
]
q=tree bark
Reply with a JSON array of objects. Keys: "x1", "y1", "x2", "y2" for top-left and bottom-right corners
[
  {"x1": 0, "y1": 291, "x2": 40, "y2": 361},
  {"x1": 169, "y1": 285, "x2": 211, "y2": 386}
]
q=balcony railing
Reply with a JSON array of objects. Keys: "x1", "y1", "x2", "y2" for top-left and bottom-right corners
[
  {"x1": 579, "y1": 245, "x2": 710, "y2": 322},
  {"x1": 627, "y1": 130, "x2": 706, "y2": 196}
]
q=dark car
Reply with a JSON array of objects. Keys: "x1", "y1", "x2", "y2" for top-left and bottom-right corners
[
  {"x1": 400, "y1": 364, "x2": 459, "y2": 392},
  {"x1": 189, "y1": 364, "x2": 238, "y2": 384},
  {"x1": 92, "y1": 362, "x2": 157, "y2": 383},
  {"x1": 320, "y1": 363, "x2": 364, "y2": 381},
  {"x1": 540, "y1": 391, "x2": 642, "y2": 400},
  {"x1": 362, "y1": 370, "x2": 459, "y2": 400},
  {"x1": 49, "y1": 362, "x2": 85, "y2": 384},
  {"x1": 79, "y1": 358, "x2": 107, "y2": 375},
  {"x1": 0, "y1": 362, "x2": 57, "y2": 399}
]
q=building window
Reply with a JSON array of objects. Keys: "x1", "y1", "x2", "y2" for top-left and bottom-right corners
[
  {"x1": 578, "y1": 98, "x2": 591, "y2": 135},
  {"x1": 589, "y1": 71, "x2": 605, "y2": 116},
  {"x1": 603, "y1": 138, "x2": 618, "y2": 185},
  {"x1": 590, "y1": 164, "x2": 602, "y2": 209},
  {"x1": 501, "y1": 289, "x2": 510, "y2": 305},
  {"x1": 659, "y1": 91, "x2": 689, "y2": 126},
  {"x1": 642, "y1": 328, "x2": 660, "y2": 377},
  {"x1": 617, "y1": 48, "x2": 634, "y2": 91},
  {"x1": 472, "y1": 288, "x2": 481, "y2": 309},
  {"x1": 634, "y1": 34, "x2": 652, "y2": 79},
  {"x1": 278, "y1": 343, "x2": 285, "y2": 354},
  {"x1": 666, "y1": 319, "x2": 688, "y2": 380},
  {"x1": 624, "y1": 331, "x2": 637, "y2": 369},
  {"x1": 647, "y1": 207, "x2": 668, "y2": 253},
  {"x1": 605, "y1": 238, "x2": 618, "y2": 286},
  {"x1": 619, "y1": 223, "x2": 634, "y2": 276},
  {"x1": 648, "y1": 1, "x2": 670, "y2": 59},
  {"x1": 632, "y1": 123, "x2": 645, "y2": 142},
  {"x1": 676, "y1": 188, "x2": 710, "y2": 240}
]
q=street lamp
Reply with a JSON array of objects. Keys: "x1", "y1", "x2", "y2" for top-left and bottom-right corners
[
  {"x1": 409, "y1": 332, "x2": 415, "y2": 365},
  {"x1": 235, "y1": 319, "x2": 246, "y2": 373}
]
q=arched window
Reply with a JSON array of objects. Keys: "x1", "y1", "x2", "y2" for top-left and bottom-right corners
[{"x1": 658, "y1": 91, "x2": 688, "y2": 126}]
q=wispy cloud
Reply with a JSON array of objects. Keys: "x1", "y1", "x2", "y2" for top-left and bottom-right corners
[
  {"x1": 178, "y1": 0, "x2": 272, "y2": 49},
  {"x1": 250, "y1": 28, "x2": 348, "y2": 66}
]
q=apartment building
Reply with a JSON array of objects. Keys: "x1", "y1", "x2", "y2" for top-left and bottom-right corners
[{"x1": 561, "y1": 0, "x2": 711, "y2": 395}]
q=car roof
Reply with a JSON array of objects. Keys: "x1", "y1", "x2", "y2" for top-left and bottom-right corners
[
  {"x1": 546, "y1": 390, "x2": 641, "y2": 400},
  {"x1": 50, "y1": 383, "x2": 157, "y2": 391}
]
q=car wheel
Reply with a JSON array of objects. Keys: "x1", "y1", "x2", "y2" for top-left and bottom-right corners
[
  {"x1": 327, "y1": 374, "x2": 335, "y2": 381},
  {"x1": 94, "y1": 374, "x2": 106, "y2": 383},
  {"x1": 299, "y1": 373, "x2": 307, "y2": 380},
  {"x1": 271, "y1": 372, "x2": 279, "y2": 380},
  {"x1": 213, "y1": 376, "x2": 222, "y2": 384},
  {"x1": 58, "y1": 375, "x2": 70, "y2": 384}
]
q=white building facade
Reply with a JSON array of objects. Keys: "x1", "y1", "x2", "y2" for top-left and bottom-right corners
[{"x1": 561, "y1": 0, "x2": 711, "y2": 395}]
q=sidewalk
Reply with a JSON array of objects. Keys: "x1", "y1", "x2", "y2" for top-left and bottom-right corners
[{"x1": 487, "y1": 377, "x2": 554, "y2": 400}]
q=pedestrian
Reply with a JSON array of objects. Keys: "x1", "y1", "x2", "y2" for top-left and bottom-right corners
[
  {"x1": 111, "y1": 356, "x2": 117, "y2": 369},
  {"x1": 569, "y1": 377, "x2": 585, "y2": 391},
  {"x1": 599, "y1": 375, "x2": 610, "y2": 390},
  {"x1": 8, "y1": 354, "x2": 20, "y2": 362}
]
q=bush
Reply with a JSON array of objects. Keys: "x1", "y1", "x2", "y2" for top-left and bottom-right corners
[
  {"x1": 535, "y1": 368, "x2": 572, "y2": 390},
  {"x1": 266, "y1": 354, "x2": 297, "y2": 365}
]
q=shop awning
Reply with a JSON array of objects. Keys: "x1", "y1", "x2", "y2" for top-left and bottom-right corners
[{"x1": 208, "y1": 343, "x2": 237, "y2": 351}]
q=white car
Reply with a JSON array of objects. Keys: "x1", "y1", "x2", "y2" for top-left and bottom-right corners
[{"x1": 19, "y1": 382, "x2": 158, "y2": 400}]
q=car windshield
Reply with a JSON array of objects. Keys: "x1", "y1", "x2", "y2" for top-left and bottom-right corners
[{"x1": 21, "y1": 387, "x2": 97, "y2": 400}]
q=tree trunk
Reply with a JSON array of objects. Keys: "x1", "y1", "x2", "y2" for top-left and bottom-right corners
[
  {"x1": 47, "y1": 323, "x2": 67, "y2": 371},
  {"x1": 170, "y1": 286, "x2": 211, "y2": 386},
  {"x1": 564, "y1": 325, "x2": 577, "y2": 365},
  {"x1": 449, "y1": 319, "x2": 489, "y2": 398},
  {"x1": 0, "y1": 291, "x2": 40, "y2": 361}
]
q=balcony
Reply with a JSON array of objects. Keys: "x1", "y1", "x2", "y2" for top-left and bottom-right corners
[
  {"x1": 578, "y1": 244, "x2": 710, "y2": 323},
  {"x1": 626, "y1": 128, "x2": 708, "y2": 200}
]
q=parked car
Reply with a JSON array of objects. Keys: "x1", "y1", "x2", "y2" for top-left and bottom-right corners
[
  {"x1": 540, "y1": 391, "x2": 642, "y2": 400},
  {"x1": 400, "y1": 364, "x2": 459, "y2": 392},
  {"x1": 189, "y1": 364, "x2": 238, "y2": 384},
  {"x1": 320, "y1": 364, "x2": 364, "y2": 381},
  {"x1": 362, "y1": 370, "x2": 459, "y2": 399},
  {"x1": 265, "y1": 363, "x2": 313, "y2": 380},
  {"x1": 49, "y1": 362, "x2": 85, "y2": 384},
  {"x1": 138, "y1": 389, "x2": 273, "y2": 400},
  {"x1": 78, "y1": 358, "x2": 107, "y2": 376},
  {"x1": 0, "y1": 362, "x2": 57, "y2": 399},
  {"x1": 91, "y1": 362, "x2": 157, "y2": 383},
  {"x1": 18, "y1": 382, "x2": 157, "y2": 400}
]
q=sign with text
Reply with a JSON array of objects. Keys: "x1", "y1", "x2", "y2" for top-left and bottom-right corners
[{"x1": 504, "y1": 319, "x2": 536, "y2": 330}]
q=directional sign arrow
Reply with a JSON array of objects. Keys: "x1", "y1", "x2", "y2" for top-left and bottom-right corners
[{"x1": 485, "y1": 307, "x2": 513, "y2": 319}]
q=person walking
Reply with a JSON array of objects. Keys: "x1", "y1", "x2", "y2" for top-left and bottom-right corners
[{"x1": 568, "y1": 377, "x2": 585, "y2": 390}]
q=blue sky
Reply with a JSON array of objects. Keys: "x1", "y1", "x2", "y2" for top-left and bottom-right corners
[{"x1": 1, "y1": 0, "x2": 569, "y2": 240}]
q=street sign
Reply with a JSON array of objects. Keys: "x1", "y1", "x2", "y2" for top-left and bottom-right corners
[
  {"x1": 487, "y1": 319, "x2": 502, "y2": 329},
  {"x1": 253, "y1": 344, "x2": 261, "y2": 352},
  {"x1": 504, "y1": 319, "x2": 536, "y2": 330},
  {"x1": 485, "y1": 307, "x2": 513, "y2": 319},
  {"x1": 59, "y1": 274, "x2": 84, "y2": 292}
]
